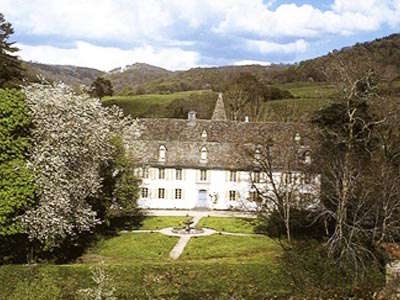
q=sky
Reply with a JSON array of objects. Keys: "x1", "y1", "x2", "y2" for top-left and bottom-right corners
[{"x1": 1, "y1": 0, "x2": 400, "y2": 71}]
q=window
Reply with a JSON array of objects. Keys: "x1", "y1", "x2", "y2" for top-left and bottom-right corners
[
  {"x1": 141, "y1": 188, "x2": 149, "y2": 198},
  {"x1": 175, "y1": 189, "x2": 182, "y2": 199},
  {"x1": 230, "y1": 171, "x2": 237, "y2": 182},
  {"x1": 142, "y1": 168, "x2": 149, "y2": 179},
  {"x1": 158, "y1": 188, "x2": 165, "y2": 199},
  {"x1": 200, "y1": 169, "x2": 207, "y2": 181},
  {"x1": 304, "y1": 151, "x2": 312, "y2": 164},
  {"x1": 200, "y1": 146, "x2": 208, "y2": 161},
  {"x1": 201, "y1": 130, "x2": 207, "y2": 139},
  {"x1": 253, "y1": 171, "x2": 260, "y2": 183},
  {"x1": 304, "y1": 173, "x2": 312, "y2": 184},
  {"x1": 158, "y1": 168, "x2": 165, "y2": 179},
  {"x1": 176, "y1": 169, "x2": 182, "y2": 180},
  {"x1": 229, "y1": 190, "x2": 237, "y2": 201},
  {"x1": 249, "y1": 191, "x2": 258, "y2": 202},
  {"x1": 255, "y1": 146, "x2": 262, "y2": 160},
  {"x1": 159, "y1": 145, "x2": 166, "y2": 162}
]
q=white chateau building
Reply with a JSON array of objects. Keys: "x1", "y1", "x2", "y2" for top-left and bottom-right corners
[{"x1": 132, "y1": 94, "x2": 312, "y2": 210}]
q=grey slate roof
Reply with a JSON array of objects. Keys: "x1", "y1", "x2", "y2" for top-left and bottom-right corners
[{"x1": 132, "y1": 117, "x2": 308, "y2": 171}]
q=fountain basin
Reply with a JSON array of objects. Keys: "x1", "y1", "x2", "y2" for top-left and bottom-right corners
[
  {"x1": 159, "y1": 227, "x2": 217, "y2": 237},
  {"x1": 172, "y1": 227, "x2": 204, "y2": 235}
]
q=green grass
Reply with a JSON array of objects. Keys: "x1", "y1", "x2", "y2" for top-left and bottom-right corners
[
  {"x1": 137, "y1": 216, "x2": 190, "y2": 230},
  {"x1": 274, "y1": 81, "x2": 338, "y2": 99},
  {"x1": 103, "y1": 90, "x2": 217, "y2": 119},
  {"x1": 80, "y1": 233, "x2": 178, "y2": 263},
  {"x1": 197, "y1": 217, "x2": 258, "y2": 234},
  {"x1": 0, "y1": 263, "x2": 289, "y2": 299},
  {"x1": 181, "y1": 234, "x2": 281, "y2": 263}
]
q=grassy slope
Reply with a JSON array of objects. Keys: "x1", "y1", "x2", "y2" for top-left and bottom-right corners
[
  {"x1": 197, "y1": 217, "x2": 259, "y2": 234},
  {"x1": 80, "y1": 233, "x2": 178, "y2": 263},
  {"x1": 181, "y1": 235, "x2": 280, "y2": 263},
  {"x1": 263, "y1": 82, "x2": 337, "y2": 121},
  {"x1": 103, "y1": 83, "x2": 337, "y2": 121},
  {"x1": 102, "y1": 90, "x2": 218, "y2": 119},
  {"x1": 0, "y1": 215, "x2": 289, "y2": 299}
]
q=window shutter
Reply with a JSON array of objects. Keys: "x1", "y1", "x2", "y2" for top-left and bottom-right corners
[
  {"x1": 182, "y1": 169, "x2": 185, "y2": 181},
  {"x1": 235, "y1": 191, "x2": 240, "y2": 201},
  {"x1": 225, "y1": 170, "x2": 229, "y2": 182},
  {"x1": 181, "y1": 189, "x2": 185, "y2": 201},
  {"x1": 237, "y1": 171, "x2": 241, "y2": 183}
]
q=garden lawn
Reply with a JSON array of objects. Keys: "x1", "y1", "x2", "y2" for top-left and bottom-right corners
[
  {"x1": 0, "y1": 262, "x2": 289, "y2": 299},
  {"x1": 137, "y1": 216, "x2": 190, "y2": 230},
  {"x1": 181, "y1": 234, "x2": 281, "y2": 263},
  {"x1": 80, "y1": 233, "x2": 178, "y2": 263},
  {"x1": 197, "y1": 216, "x2": 258, "y2": 234}
]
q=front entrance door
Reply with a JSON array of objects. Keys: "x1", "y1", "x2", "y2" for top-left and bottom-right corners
[{"x1": 196, "y1": 190, "x2": 208, "y2": 209}]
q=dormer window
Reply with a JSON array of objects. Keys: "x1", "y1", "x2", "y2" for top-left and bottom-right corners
[
  {"x1": 304, "y1": 151, "x2": 312, "y2": 164},
  {"x1": 294, "y1": 133, "x2": 301, "y2": 143},
  {"x1": 255, "y1": 146, "x2": 262, "y2": 160},
  {"x1": 159, "y1": 145, "x2": 167, "y2": 162},
  {"x1": 200, "y1": 146, "x2": 208, "y2": 162},
  {"x1": 201, "y1": 130, "x2": 207, "y2": 139}
]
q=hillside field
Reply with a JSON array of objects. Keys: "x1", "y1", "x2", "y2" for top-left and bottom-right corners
[
  {"x1": 102, "y1": 90, "x2": 218, "y2": 119},
  {"x1": 102, "y1": 82, "x2": 337, "y2": 121}
]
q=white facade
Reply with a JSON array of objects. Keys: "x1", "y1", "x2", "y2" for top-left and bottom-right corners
[{"x1": 136, "y1": 167, "x2": 258, "y2": 210}]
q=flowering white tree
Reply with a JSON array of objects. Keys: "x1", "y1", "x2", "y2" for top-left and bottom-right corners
[{"x1": 21, "y1": 83, "x2": 140, "y2": 249}]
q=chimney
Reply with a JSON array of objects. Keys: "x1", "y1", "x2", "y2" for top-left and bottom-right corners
[
  {"x1": 188, "y1": 111, "x2": 196, "y2": 126},
  {"x1": 244, "y1": 116, "x2": 249, "y2": 123}
]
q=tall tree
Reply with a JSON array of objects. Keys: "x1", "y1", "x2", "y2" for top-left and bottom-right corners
[
  {"x1": 0, "y1": 13, "x2": 23, "y2": 88},
  {"x1": 0, "y1": 89, "x2": 35, "y2": 236},
  {"x1": 249, "y1": 126, "x2": 317, "y2": 243},
  {"x1": 89, "y1": 77, "x2": 113, "y2": 99},
  {"x1": 21, "y1": 83, "x2": 140, "y2": 250},
  {"x1": 313, "y1": 70, "x2": 400, "y2": 273}
]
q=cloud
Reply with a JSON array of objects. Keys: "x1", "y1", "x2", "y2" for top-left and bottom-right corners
[
  {"x1": 246, "y1": 39, "x2": 308, "y2": 54},
  {"x1": 233, "y1": 60, "x2": 271, "y2": 66},
  {"x1": 2, "y1": 0, "x2": 400, "y2": 69},
  {"x1": 17, "y1": 41, "x2": 200, "y2": 71}
]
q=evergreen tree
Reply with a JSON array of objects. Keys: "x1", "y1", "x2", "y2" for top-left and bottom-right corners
[{"x1": 0, "y1": 13, "x2": 23, "y2": 88}]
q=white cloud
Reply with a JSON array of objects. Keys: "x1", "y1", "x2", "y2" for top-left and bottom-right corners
[
  {"x1": 233, "y1": 60, "x2": 271, "y2": 66},
  {"x1": 246, "y1": 39, "x2": 308, "y2": 54},
  {"x1": 3, "y1": 0, "x2": 399, "y2": 43},
  {"x1": 17, "y1": 41, "x2": 200, "y2": 71}
]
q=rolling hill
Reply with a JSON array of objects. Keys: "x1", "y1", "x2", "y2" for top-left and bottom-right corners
[{"x1": 24, "y1": 62, "x2": 104, "y2": 87}]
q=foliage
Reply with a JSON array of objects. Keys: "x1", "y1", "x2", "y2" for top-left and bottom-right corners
[
  {"x1": 223, "y1": 72, "x2": 294, "y2": 121},
  {"x1": 0, "y1": 89, "x2": 35, "y2": 237},
  {"x1": 280, "y1": 241, "x2": 384, "y2": 299},
  {"x1": 20, "y1": 83, "x2": 140, "y2": 250},
  {"x1": 0, "y1": 13, "x2": 23, "y2": 88},
  {"x1": 96, "y1": 136, "x2": 142, "y2": 230},
  {"x1": 256, "y1": 209, "x2": 326, "y2": 240},
  {"x1": 89, "y1": 76, "x2": 113, "y2": 99}
]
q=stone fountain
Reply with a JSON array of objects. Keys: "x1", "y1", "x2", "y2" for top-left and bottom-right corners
[{"x1": 171, "y1": 218, "x2": 204, "y2": 235}]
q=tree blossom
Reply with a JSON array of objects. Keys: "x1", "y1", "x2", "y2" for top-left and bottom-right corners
[{"x1": 21, "y1": 83, "x2": 140, "y2": 249}]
